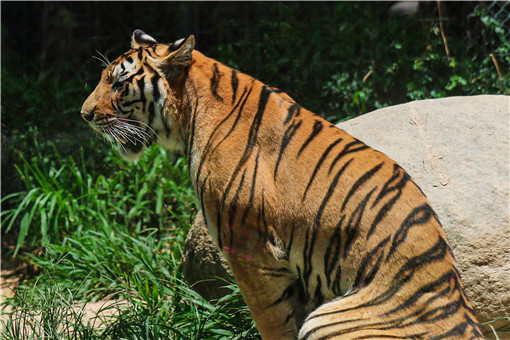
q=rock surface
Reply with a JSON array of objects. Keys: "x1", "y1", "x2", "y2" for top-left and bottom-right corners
[
  {"x1": 182, "y1": 95, "x2": 510, "y2": 324},
  {"x1": 339, "y1": 95, "x2": 509, "y2": 323},
  {"x1": 182, "y1": 211, "x2": 233, "y2": 301}
]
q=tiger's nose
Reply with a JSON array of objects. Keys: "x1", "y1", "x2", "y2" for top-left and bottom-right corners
[{"x1": 81, "y1": 110, "x2": 95, "y2": 123}]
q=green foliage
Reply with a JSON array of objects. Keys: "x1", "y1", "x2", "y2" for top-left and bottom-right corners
[
  {"x1": 1, "y1": 54, "x2": 90, "y2": 133},
  {"x1": 1, "y1": 131, "x2": 196, "y2": 256},
  {"x1": 206, "y1": 2, "x2": 509, "y2": 123},
  {"x1": 2, "y1": 223, "x2": 258, "y2": 339}
]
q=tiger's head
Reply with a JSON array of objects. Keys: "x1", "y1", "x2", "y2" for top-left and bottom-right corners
[{"x1": 81, "y1": 30, "x2": 195, "y2": 160}]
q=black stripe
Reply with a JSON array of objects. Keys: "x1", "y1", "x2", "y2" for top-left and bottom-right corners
[
  {"x1": 241, "y1": 149, "x2": 260, "y2": 223},
  {"x1": 386, "y1": 204, "x2": 434, "y2": 261},
  {"x1": 229, "y1": 168, "x2": 247, "y2": 227},
  {"x1": 160, "y1": 108, "x2": 172, "y2": 137},
  {"x1": 284, "y1": 104, "x2": 300, "y2": 125},
  {"x1": 231, "y1": 69, "x2": 239, "y2": 104},
  {"x1": 356, "y1": 334, "x2": 428, "y2": 339},
  {"x1": 296, "y1": 265, "x2": 310, "y2": 303},
  {"x1": 390, "y1": 300, "x2": 481, "y2": 336},
  {"x1": 386, "y1": 270, "x2": 457, "y2": 316},
  {"x1": 239, "y1": 85, "x2": 271, "y2": 166},
  {"x1": 198, "y1": 175, "x2": 210, "y2": 235},
  {"x1": 186, "y1": 96, "x2": 200, "y2": 168},
  {"x1": 392, "y1": 237, "x2": 448, "y2": 285},
  {"x1": 147, "y1": 102, "x2": 155, "y2": 127},
  {"x1": 429, "y1": 322, "x2": 468, "y2": 340},
  {"x1": 367, "y1": 165, "x2": 410, "y2": 240},
  {"x1": 283, "y1": 312, "x2": 294, "y2": 325},
  {"x1": 216, "y1": 199, "x2": 223, "y2": 250},
  {"x1": 303, "y1": 158, "x2": 353, "y2": 285},
  {"x1": 260, "y1": 190, "x2": 269, "y2": 237},
  {"x1": 342, "y1": 187, "x2": 377, "y2": 258},
  {"x1": 194, "y1": 85, "x2": 253, "y2": 188},
  {"x1": 269, "y1": 284, "x2": 295, "y2": 307},
  {"x1": 286, "y1": 224, "x2": 296, "y2": 257},
  {"x1": 324, "y1": 216, "x2": 342, "y2": 282},
  {"x1": 299, "y1": 318, "x2": 361, "y2": 340},
  {"x1": 111, "y1": 99, "x2": 120, "y2": 114},
  {"x1": 125, "y1": 67, "x2": 145, "y2": 84},
  {"x1": 328, "y1": 140, "x2": 369, "y2": 175},
  {"x1": 118, "y1": 98, "x2": 144, "y2": 108},
  {"x1": 295, "y1": 265, "x2": 309, "y2": 303},
  {"x1": 211, "y1": 63, "x2": 224, "y2": 102},
  {"x1": 314, "y1": 275, "x2": 324, "y2": 306},
  {"x1": 136, "y1": 76, "x2": 146, "y2": 105},
  {"x1": 298, "y1": 120, "x2": 323, "y2": 157},
  {"x1": 303, "y1": 137, "x2": 343, "y2": 200},
  {"x1": 151, "y1": 75, "x2": 160, "y2": 102},
  {"x1": 218, "y1": 86, "x2": 270, "y2": 215},
  {"x1": 227, "y1": 169, "x2": 247, "y2": 251},
  {"x1": 372, "y1": 164, "x2": 410, "y2": 208},
  {"x1": 274, "y1": 119, "x2": 303, "y2": 178},
  {"x1": 414, "y1": 300, "x2": 464, "y2": 325},
  {"x1": 353, "y1": 235, "x2": 391, "y2": 288},
  {"x1": 341, "y1": 162, "x2": 384, "y2": 212},
  {"x1": 315, "y1": 159, "x2": 354, "y2": 230},
  {"x1": 246, "y1": 264, "x2": 290, "y2": 276},
  {"x1": 326, "y1": 215, "x2": 344, "y2": 292}
]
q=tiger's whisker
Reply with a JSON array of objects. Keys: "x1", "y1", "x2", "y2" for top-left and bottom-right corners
[
  {"x1": 114, "y1": 123, "x2": 149, "y2": 144},
  {"x1": 115, "y1": 117, "x2": 159, "y2": 139},
  {"x1": 114, "y1": 126, "x2": 143, "y2": 146},
  {"x1": 93, "y1": 50, "x2": 111, "y2": 68}
]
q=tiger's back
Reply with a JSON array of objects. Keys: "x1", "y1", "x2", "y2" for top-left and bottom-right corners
[{"x1": 81, "y1": 31, "x2": 483, "y2": 339}]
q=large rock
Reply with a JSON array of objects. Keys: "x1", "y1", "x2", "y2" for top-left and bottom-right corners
[
  {"x1": 340, "y1": 95, "x2": 509, "y2": 324},
  {"x1": 182, "y1": 95, "x2": 509, "y2": 325}
]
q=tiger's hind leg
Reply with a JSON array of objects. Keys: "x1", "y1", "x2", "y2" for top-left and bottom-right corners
[
  {"x1": 298, "y1": 285, "x2": 483, "y2": 340},
  {"x1": 225, "y1": 251, "x2": 308, "y2": 340}
]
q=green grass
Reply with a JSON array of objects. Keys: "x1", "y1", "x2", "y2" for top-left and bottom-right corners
[
  {"x1": 2, "y1": 252, "x2": 258, "y2": 339},
  {"x1": 483, "y1": 317, "x2": 510, "y2": 340},
  {"x1": 1, "y1": 136, "x2": 258, "y2": 339},
  {"x1": 1, "y1": 134, "x2": 196, "y2": 256}
]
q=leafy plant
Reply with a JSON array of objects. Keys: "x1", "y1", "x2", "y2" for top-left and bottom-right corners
[
  {"x1": 1, "y1": 135, "x2": 196, "y2": 256},
  {"x1": 2, "y1": 219, "x2": 258, "y2": 339}
]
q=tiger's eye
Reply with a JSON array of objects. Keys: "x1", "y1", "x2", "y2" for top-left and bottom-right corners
[{"x1": 112, "y1": 81, "x2": 123, "y2": 91}]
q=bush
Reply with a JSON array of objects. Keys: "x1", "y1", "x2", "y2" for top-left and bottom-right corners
[{"x1": 1, "y1": 132, "x2": 196, "y2": 256}]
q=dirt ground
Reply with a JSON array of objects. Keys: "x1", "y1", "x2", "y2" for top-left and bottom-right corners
[{"x1": 1, "y1": 256, "x2": 125, "y2": 334}]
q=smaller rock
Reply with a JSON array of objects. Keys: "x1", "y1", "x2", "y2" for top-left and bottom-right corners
[{"x1": 182, "y1": 211, "x2": 232, "y2": 301}]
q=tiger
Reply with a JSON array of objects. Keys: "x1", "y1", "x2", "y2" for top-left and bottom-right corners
[{"x1": 81, "y1": 30, "x2": 483, "y2": 339}]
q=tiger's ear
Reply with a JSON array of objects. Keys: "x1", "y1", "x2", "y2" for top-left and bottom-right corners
[
  {"x1": 148, "y1": 35, "x2": 195, "y2": 80},
  {"x1": 131, "y1": 29, "x2": 157, "y2": 49}
]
